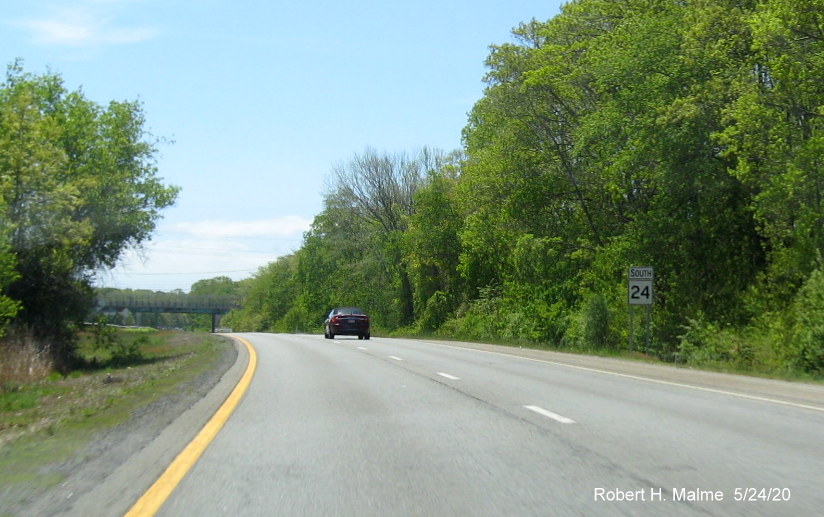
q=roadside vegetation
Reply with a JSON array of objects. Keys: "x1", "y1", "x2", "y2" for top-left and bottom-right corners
[
  {"x1": 223, "y1": 0, "x2": 824, "y2": 380},
  {"x1": 0, "y1": 60, "x2": 179, "y2": 380},
  {"x1": 0, "y1": 60, "x2": 235, "y2": 507},
  {"x1": 0, "y1": 329, "x2": 230, "y2": 491}
]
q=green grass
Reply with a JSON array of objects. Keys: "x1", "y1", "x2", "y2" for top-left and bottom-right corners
[{"x1": 0, "y1": 329, "x2": 232, "y2": 493}]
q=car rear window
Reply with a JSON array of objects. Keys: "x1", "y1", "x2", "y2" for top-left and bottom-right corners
[{"x1": 336, "y1": 307, "x2": 364, "y2": 315}]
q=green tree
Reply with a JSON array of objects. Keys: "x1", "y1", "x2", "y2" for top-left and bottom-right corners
[
  {"x1": 717, "y1": 0, "x2": 824, "y2": 305},
  {"x1": 459, "y1": 0, "x2": 767, "y2": 352},
  {"x1": 0, "y1": 62, "x2": 178, "y2": 364},
  {"x1": 190, "y1": 276, "x2": 238, "y2": 297},
  {"x1": 579, "y1": 0, "x2": 763, "y2": 345},
  {"x1": 293, "y1": 194, "x2": 401, "y2": 330},
  {"x1": 792, "y1": 266, "x2": 824, "y2": 374},
  {"x1": 224, "y1": 259, "x2": 300, "y2": 332},
  {"x1": 406, "y1": 167, "x2": 463, "y2": 329},
  {"x1": 188, "y1": 276, "x2": 239, "y2": 331},
  {"x1": 0, "y1": 228, "x2": 20, "y2": 336},
  {"x1": 326, "y1": 147, "x2": 444, "y2": 326}
]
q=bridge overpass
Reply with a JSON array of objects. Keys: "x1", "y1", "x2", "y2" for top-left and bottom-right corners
[{"x1": 97, "y1": 294, "x2": 240, "y2": 332}]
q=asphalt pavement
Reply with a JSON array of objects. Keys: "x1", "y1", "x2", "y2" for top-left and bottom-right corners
[{"x1": 150, "y1": 333, "x2": 824, "y2": 517}]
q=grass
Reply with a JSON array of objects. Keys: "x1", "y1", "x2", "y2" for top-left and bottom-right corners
[{"x1": 0, "y1": 329, "x2": 232, "y2": 495}]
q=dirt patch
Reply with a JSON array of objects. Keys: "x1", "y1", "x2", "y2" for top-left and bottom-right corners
[{"x1": 0, "y1": 332, "x2": 238, "y2": 517}]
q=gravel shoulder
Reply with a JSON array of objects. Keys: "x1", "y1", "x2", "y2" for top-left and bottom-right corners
[{"x1": 1, "y1": 335, "x2": 245, "y2": 517}]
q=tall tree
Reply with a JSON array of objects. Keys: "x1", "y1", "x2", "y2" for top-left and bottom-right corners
[
  {"x1": 717, "y1": 0, "x2": 824, "y2": 303},
  {"x1": 328, "y1": 148, "x2": 442, "y2": 325},
  {"x1": 0, "y1": 227, "x2": 19, "y2": 336},
  {"x1": 405, "y1": 166, "x2": 464, "y2": 328},
  {"x1": 461, "y1": 0, "x2": 766, "y2": 349},
  {"x1": 0, "y1": 62, "x2": 178, "y2": 362}
]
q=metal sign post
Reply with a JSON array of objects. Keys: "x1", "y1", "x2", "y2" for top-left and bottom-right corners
[{"x1": 628, "y1": 266, "x2": 654, "y2": 352}]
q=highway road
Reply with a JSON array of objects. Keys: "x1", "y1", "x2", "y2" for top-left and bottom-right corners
[{"x1": 152, "y1": 333, "x2": 824, "y2": 516}]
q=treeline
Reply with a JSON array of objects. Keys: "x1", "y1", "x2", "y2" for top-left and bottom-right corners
[
  {"x1": 0, "y1": 61, "x2": 179, "y2": 376},
  {"x1": 230, "y1": 0, "x2": 823, "y2": 376}
]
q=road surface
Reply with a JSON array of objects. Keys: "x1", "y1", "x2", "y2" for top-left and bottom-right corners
[{"x1": 154, "y1": 333, "x2": 824, "y2": 516}]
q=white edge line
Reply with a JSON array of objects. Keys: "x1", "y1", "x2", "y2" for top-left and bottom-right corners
[
  {"x1": 388, "y1": 356, "x2": 403, "y2": 361},
  {"x1": 428, "y1": 343, "x2": 824, "y2": 413},
  {"x1": 437, "y1": 372, "x2": 461, "y2": 380},
  {"x1": 524, "y1": 405, "x2": 576, "y2": 424}
]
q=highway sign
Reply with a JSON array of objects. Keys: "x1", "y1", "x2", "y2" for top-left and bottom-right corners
[{"x1": 628, "y1": 266, "x2": 654, "y2": 305}]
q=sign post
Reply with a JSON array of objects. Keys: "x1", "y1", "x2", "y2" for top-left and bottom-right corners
[{"x1": 628, "y1": 266, "x2": 654, "y2": 351}]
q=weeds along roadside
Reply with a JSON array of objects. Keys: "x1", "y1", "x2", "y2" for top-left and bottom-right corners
[{"x1": 0, "y1": 328, "x2": 232, "y2": 489}]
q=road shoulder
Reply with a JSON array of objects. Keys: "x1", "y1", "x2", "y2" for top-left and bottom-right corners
[
  {"x1": 8, "y1": 335, "x2": 246, "y2": 517},
  {"x1": 423, "y1": 339, "x2": 824, "y2": 411}
]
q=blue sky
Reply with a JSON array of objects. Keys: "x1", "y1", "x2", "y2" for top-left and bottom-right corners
[{"x1": 1, "y1": 0, "x2": 564, "y2": 292}]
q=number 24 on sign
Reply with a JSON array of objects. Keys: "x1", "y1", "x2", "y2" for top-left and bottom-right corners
[{"x1": 628, "y1": 267, "x2": 653, "y2": 305}]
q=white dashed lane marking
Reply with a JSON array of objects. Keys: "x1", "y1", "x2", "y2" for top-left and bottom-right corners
[{"x1": 523, "y1": 405, "x2": 576, "y2": 424}]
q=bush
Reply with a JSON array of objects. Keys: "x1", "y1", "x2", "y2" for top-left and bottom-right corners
[
  {"x1": 418, "y1": 291, "x2": 452, "y2": 332},
  {"x1": 792, "y1": 268, "x2": 824, "y2": 375},
  {"x1": 91, "y1": 321, "x2": 144, "y2": 366},
  {"x1": 437, "y1": 287, "x2": 505, "y2": 341},
  {"x1": 278, "y1": 305, "x2": 318, "y2": 333},
  {"x1": 437, "y1": 285, "x2": 568, "y2": 346},
  {"x1": 676, "y1": 316, "x2": 756, "y2": 369},
  {"x1": 583, "y1": 295, "x2": 611, "y2": 349}
]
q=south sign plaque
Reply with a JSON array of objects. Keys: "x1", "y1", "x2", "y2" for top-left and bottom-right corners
[{"x1": 628, "y1": 266, "x2": 654, "y2": 305}]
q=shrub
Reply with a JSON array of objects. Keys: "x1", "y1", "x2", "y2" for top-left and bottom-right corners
[
  {"x1": 583, "y1": 295, "x2": 611, "y2": 349},
  {"x1": 419, "y1": 291, "x2": 452, "y2": 332},
  {"x1": 278, "y1": 304, "x2": 318, "y2": 334},
  {"x1": 91, "y1": 321, "x2": 144, "y2": 366},
  {"x1": 677, "y1": 317, "x2": 727, "y2": 364},
  {"x1": 677, "y1": 316, "x2": 757, "y2": 369},
  {"x1": 792, "y1": 268, "x2": 824, "y2": 375}
]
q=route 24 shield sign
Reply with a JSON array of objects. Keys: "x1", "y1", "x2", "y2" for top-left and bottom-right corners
[{"x1": 628, "y1": 266, "x2": 653, "y2": 305}]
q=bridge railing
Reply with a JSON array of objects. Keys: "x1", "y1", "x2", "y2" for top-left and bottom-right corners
[{"x1": 98, "y1": 294, "x2": 240, "y2": 313}]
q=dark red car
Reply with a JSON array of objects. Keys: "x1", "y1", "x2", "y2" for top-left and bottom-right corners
[{"x1": 324, "y1": 307, "x2": 370, "y2": 340}]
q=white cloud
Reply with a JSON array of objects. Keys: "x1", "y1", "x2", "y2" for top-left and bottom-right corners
[
  {"x1": 168, "y1": 216, "x2": 313, "y2": 240},
  {"x1": 95, "y1": 216, "x2": 313, "y2": 291},
  {"x1": 15, "y1": 3, "x2": 157, "y2": 47}
]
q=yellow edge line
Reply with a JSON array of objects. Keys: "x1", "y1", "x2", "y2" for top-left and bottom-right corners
[{"x1": 124, "y1": 336, "x2": 258, "y2": 517}]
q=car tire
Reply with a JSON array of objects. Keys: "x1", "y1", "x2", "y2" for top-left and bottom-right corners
[{"x1": 365, "y1": 333, "x2": 370, "y2": 340}]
